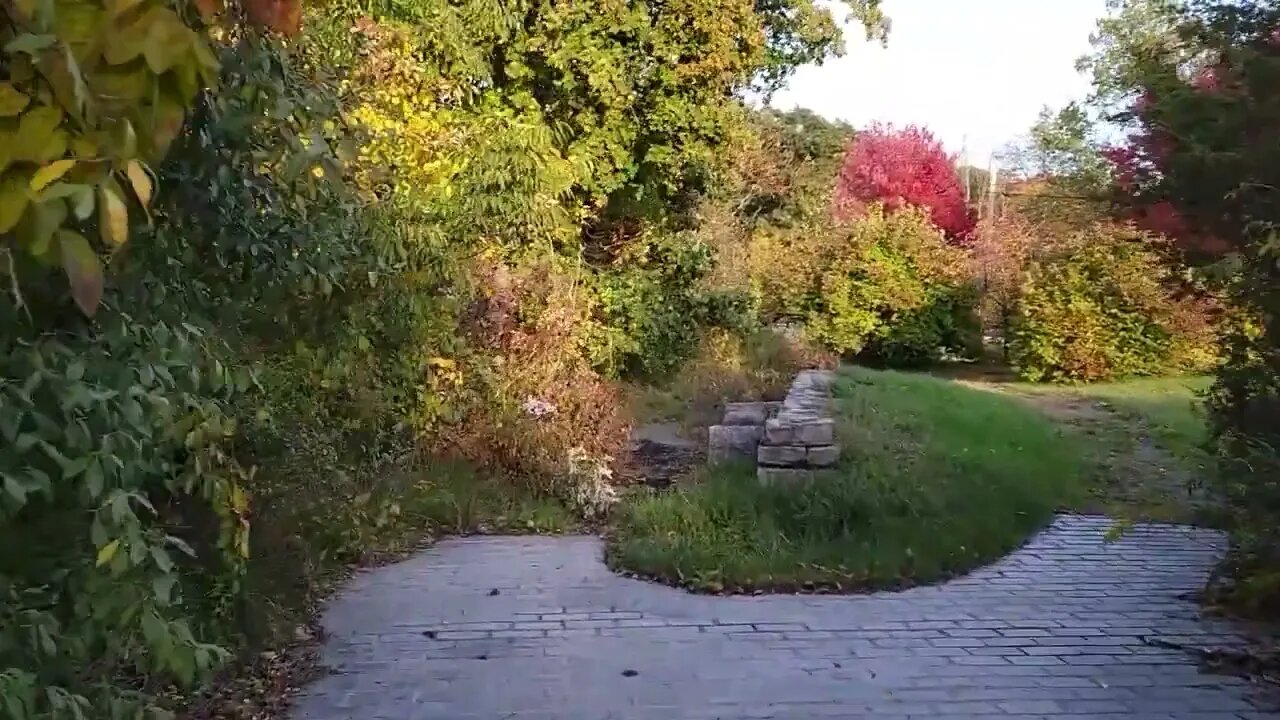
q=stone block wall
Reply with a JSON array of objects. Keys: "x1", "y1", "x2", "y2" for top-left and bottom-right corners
[
  {"x1": 706, "y1": 401, "x2": 778, "y2": 465},
  {"x1": 706, "y1": 370, "x2": 841, "y2": 484},
  {"x1": 757, "y1": 370, "x2": 839, "y2": 484}
]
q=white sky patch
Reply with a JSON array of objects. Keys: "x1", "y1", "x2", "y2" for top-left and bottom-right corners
[{"x1": 769, "y1": 0, "x2": 1109, "y2": 163}]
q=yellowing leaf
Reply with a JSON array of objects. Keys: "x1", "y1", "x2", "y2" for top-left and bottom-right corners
[
  {"x1": 106, "y1": 0, "x2": 145, "y2": 17},
  {"x1": 146, "y1": 92, "x2": 186, "y2": 159},
  {"x1": 103, "y1": 7, "x2": 158, "y2": 65},
  {"x1": 0, "y1": 174, "x2": 30, "y2": 234},
  {"x1": 236, "y1": 521, "x2": 250, "y2": 558},
  {"x1": 98, "y1": 187, "x2": 128, "y2": 247},
  {"x1": 18, "y1": 198, "x2": 67, "y2": 257},
  {"x1": 14, "y1": 105, "x2": 63, "y2": 162},
  {"x1": 70, "y1": 136, "x2": 98, "y2": 158},
  {"x1": 52, "y1": 0, "x2": 102, "y2": 50},
  {"x1": 0, "y1": 83, "x2": 29, "y2": 116},
  {"x1": 125, "y1": 160, "x2": 152, "y2": 208},
  {"x1": 142, "y1": 10, "x2": 194, "y2": 74},
  {"x1": 37, "y1": 45, "x2": 90, "y2": 118},
  {"x1": 96, "y1": 538, "x2": 120, "y2": 567},
  {"x1": 10, "y1": 0, "x2": 36, "y2": 19},
  {"x1": 111, "y1": 118, "x2": 137, "y2": 160},
  {"x1": 34, "y1": 129, "x2": 68, "y2": 164},
  {"x1": 70, "y1": 184, "x2": 94, "y2": 220},
  {"x1": 229, "y1": 485, "x2": 248, "y2": 514},
  {"x1": 59, "y1": 229, "x2": 103, "y2": 316},
  {"x1": 192, "y1": 37, "x2": 220, "y2": 80},
  {"x1": 30, "y1": 159, "x2": 76, "y2": 192}
]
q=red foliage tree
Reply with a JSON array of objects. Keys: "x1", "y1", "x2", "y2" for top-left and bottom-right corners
[
  {"x1": 1103, "y1": 68, "x2": 1235, "y2": 260},
  {"x1": 834, "y1": 124, "x2": 976, "y2": 241}
]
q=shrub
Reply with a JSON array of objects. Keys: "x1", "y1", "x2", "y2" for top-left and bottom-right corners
[
  {"x1": 1090, "y1": 0, "x2": 1280, "y2": 614},
  {"x1": 592, "y1": 231, "x2": 754, "y2": 380},
  {"x1": 804, "y1": 206, "x2": 980, "y2": 365},
  {"x1": 440, "y1": 261, "x2": 631, "y2": 517},
  {"x1": 1009, "y1": 225, "x2": 1220, "y2": 383},
  {"x1": 745, "y1": 219, "x2": 843, "y2": 322},
  {"x1": 865, "y1": 284, "x2": 983, "y2": 367},
  {"x1": 969, "y1": 214, "x2": 1037, "y2": 347}
]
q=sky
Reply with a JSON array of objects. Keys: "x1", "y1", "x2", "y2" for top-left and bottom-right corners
[{"x1": 769, "y1": 0, "x2": 1111, "y2": 165}]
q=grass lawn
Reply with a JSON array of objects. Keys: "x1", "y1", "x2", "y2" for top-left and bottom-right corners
[
  {"x1": 993, "y1": 375, "x2": 1219, "y2": 524},
  {"x1": 608, "y1": 366, "x2": 1092, "y2": 593},
  {"x1": 1010, "y1": 376, "x2": 1213, "y2": 471}
]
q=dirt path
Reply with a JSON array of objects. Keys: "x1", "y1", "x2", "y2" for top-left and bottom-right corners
[{"x1": 956, "y1": 378, "x2": 1213, "y2": 524}]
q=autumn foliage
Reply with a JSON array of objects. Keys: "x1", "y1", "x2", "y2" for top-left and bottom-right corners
[
  {"x1": 1100, "y1": 1, "x2": 1280, "y2": 612},
  {"x1": 835, "y1": 124, "x2": 976, "y2": 241}
]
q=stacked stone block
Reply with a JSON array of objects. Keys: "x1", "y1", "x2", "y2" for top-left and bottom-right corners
[
  {"x1": 706, "y1": 369, "x2": 841, "y2": 485},
  {"x1": 757, "y1": 369, "x2": 839, "y2": 484},
  {"x1": 706, "y1": 401, "x2": 778, "y2": 465}
]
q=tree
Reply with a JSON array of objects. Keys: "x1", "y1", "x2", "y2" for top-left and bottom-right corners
[
  {"x1": 1098, "y1": 0, "x2": 1280, "y2": 613},
  {"x1": 764, "y1": 107, "x2": 856, "y2": 163},
  {"x1": 835, "y1": 124, "x2": 976, "y2": 241},
  {"x1": 1026, "y1": 104, "x2": 1112, "y2": 194},
  {"x1": 753, "y1": 0, "x2": 890, "y2": 94},
  {"x1": 1077, "y1": 0, "x2": 1188, "y2": 115},
  {"x1": 0, "y1": 0, "x2": 895, "y2": 714}
]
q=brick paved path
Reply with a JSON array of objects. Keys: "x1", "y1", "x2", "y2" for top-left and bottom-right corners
[{"x1": 293, "y1": 515, "x2": 1278, "y2": 720}]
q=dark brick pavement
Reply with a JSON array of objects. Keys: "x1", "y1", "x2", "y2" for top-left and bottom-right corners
[{"x1": 292, "y1": 515, "x2": 1278, "y2": 720}]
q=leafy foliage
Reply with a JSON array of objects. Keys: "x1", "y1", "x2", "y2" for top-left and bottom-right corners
[
  {"x1": 834, "y1": 124, "x2": 976, "y2": 241},
  {"x1": 765, "y1": 206, "x2": 978, "y2": 365},
  {"x1": 1004, "y1": 103, "x2": 1113, "y2": 198},
  {"x1": 0, "y1": 0, "x2": 304, "y2": 319},
  {"x1": 968, "y1": 214, "x2": 1036, "y2": 348},
  {"x1": 701, "y1": 111, "x2": 980, "y2": 368},
  {"x1": 0, "y1": 314, "x2": 243, "y2": 719},
  {"x1": 2, "y1": 0, "x2": 885, "y2": 713},
  {"x1": 1091, "y1": 0, "x2": 1280, "y2": 612},
  {"x1": 1010, "y1": 224, "x2": 1220, "y2": 383}
]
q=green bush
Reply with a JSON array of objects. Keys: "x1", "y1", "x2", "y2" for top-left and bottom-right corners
[
  {"x1": 1009, "y1": 225, "x2": 1220, "y2": 383},
  {"x1": 802, "y1": 207, "x2": 980, "y2": 365},
  {"x1": 593, "y1": 232, "x2": 756, "y2": 379},
  {"x1": 1114, "y1": 2, "x2": 1280, "y2": 617},
  {"x1": 1207, "y1": 328, "x2": 1280, "y2": 614},
  {"x1": 864, "y1": 284, "x2": 983, "y2": 367}
]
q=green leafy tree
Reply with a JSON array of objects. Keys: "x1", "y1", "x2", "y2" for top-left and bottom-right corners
[
  {"x1": 1077, "y1": 0, "x2": 1187, "y2": 114},
  {"x1": 1097, "y1": 0, "x2": 1280, "y2": 612},
  {"x1": 1025, "y1": 103, "x2": 1112, "y2": 194}
]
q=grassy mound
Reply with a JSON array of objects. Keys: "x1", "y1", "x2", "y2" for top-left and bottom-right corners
[{"x1": 608, "y1": 366, "x2": 1091, "y2": 593}]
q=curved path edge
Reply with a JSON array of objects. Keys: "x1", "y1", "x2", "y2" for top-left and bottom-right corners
[{"x1": 293, "y1": 514, "x2": 1278, "y2": 720}]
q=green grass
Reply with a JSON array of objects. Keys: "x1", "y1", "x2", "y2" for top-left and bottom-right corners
[
  {"x1": 397, "y1": 459, "x2": 577, "y2": 535},
  {"x1": 1011, "y1": 376, "x2": 1213, "y2": 470},
  {"x1": 608, "y1": 366, "x2": 1092, "y2": 593}
]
